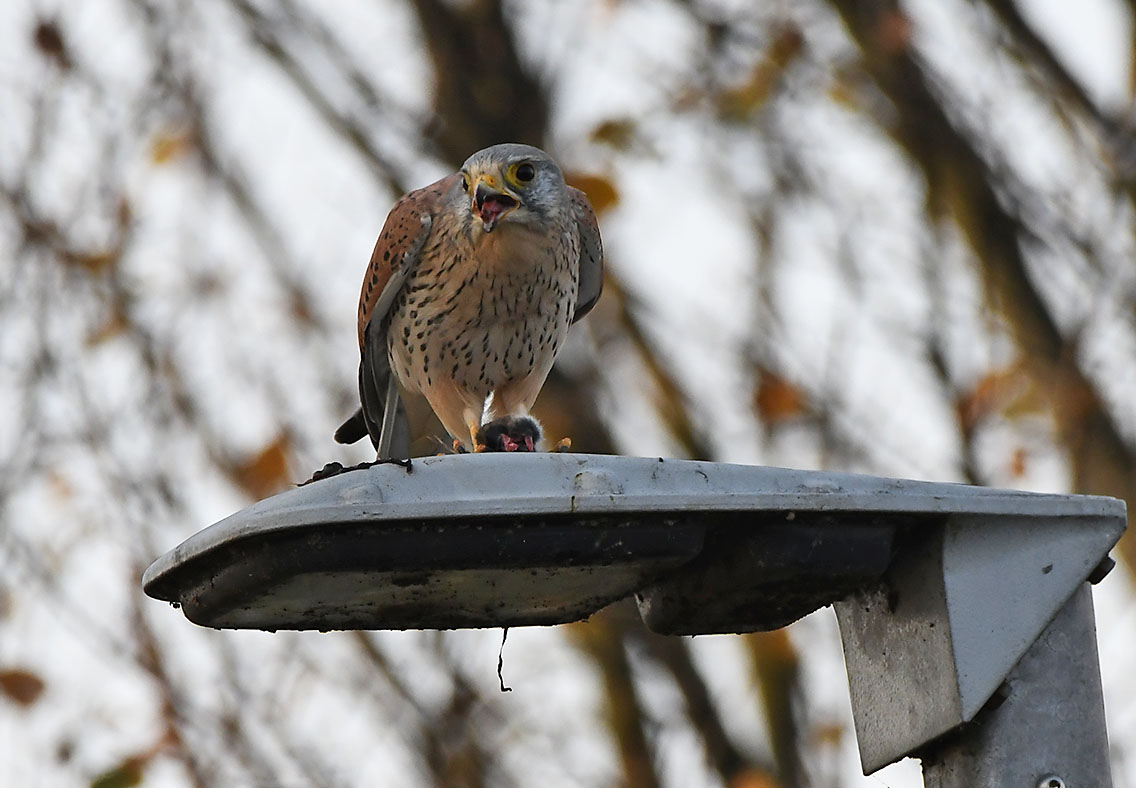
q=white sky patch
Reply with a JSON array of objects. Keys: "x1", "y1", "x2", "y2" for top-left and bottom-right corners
[
  {"x1": 1017, "y1": 0, "x2": 1133, "y2": 108},
  {"x1": 550, "y1": 0, "x2": 705, "y2": 140},
  {"x1": 1096, "y1": 566, "x2": 1136, "y2": 771}
]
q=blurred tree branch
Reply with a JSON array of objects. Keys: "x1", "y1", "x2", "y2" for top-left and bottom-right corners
[
  {"x1": 410, "y1": 0, "x2": 549, "y2": 163},
  {"x1": 832, "y1": 0, "x2": 1136, "y2": 567},
  {"x1": 568, "y1": 612, "x2": 663, "y2": 788}
]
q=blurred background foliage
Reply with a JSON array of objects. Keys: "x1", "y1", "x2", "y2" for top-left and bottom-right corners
[{"x1": 3, "y1": 0, "x2": 1136, "y2": 786}]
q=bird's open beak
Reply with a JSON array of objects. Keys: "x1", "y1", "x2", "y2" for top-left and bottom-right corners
[{"x1": 472, "y1": 175, "x2": 519, "y2": 233}]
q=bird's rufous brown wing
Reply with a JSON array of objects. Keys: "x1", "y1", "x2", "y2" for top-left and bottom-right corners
[
  {"x1": 569, "y1": 186, "x2": 604, "y2": 323},
  {"x1": 335, "y1": 173, "x2": 460, "y2": 452},
  {"x1": 356, "y1": 173, "x2": 461, "y2": 347}
]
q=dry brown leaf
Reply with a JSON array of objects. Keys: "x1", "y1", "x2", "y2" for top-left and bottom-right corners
[
  {"x1": 62, "y1": 249, "x2": 120, "y2": 275},
  {"x1": 150, "y1": 130, "x2": 195, "y2": 164},
  {"x1": 1010, "y1": 446, "x2": 1028, "y2": 478},
  {"x1": 754, "y1": 373, "x2": 807, "y2": 424},
  {"x1": 827, "y1": 65, "x2": 864, "y2": 110},
  {"x1": 716, "y1": 26, "x2": 804, "y2": 119},
  {"x1": 748, "y1": 628, "x2": 797, "y2": 662},
  {"x1": 565, "y1": 173, "x2": 620, "y2": 215},
  {"x1": 116, "y1": 196, "x2": 133, "y2": 228},
  {"x1": 33, "y1": 19, "x2": 71, "y2": 70},
  {"x1": 811, "y1": 722, "x2": 845, "y2": 746},
  {"x1": 589, "y1": 119, "x2": 638, "y2": 151},
  {"x1": 89, "y1": 755, "x2": 145, "y2": 788},
  {"x1": 229, "y1": 436, "x2": 292, "y2": 499},
  {"x1": 87, "y1": 308, "x2": 130, "y2": 346},
  {"x1": 874, "y1": 9, "x2": 913, "y2": 54},
  {"x1": 957, "y1": 364, "x2": 1031, "y2": 432},
  {"x1": 0, "y1": 668, "x2": 46, "y2": 707},
  {"x1": 728, "y1": 768, "x2": 782, "y2": 788}
]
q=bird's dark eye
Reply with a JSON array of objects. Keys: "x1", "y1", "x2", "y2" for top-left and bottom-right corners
[{"x1": 515, "y1": 163, "x2": 535, "y2": 183}]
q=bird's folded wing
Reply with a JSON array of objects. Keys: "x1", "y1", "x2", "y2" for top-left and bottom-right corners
[
  {"x1": 357, "y1": 174, "x2": 460, "y2": 347},
  {"x1": 569, "y1": 186, "x2": 604, "y2": 323},
  {"x1": 337, "y1": 174, "x2": 458, "y2": 450}
]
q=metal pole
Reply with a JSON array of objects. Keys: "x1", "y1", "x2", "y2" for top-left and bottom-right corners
[{"x1": 921, "y1": 583, "x2": 1111, "y2": 788}]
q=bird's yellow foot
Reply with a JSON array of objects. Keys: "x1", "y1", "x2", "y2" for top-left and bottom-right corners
[{"x1": 554, "y1": 437, "x2": 572, "y2": 452}]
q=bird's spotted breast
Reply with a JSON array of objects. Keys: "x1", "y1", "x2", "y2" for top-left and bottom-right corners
[{"x1": 387, "y1": 220, "x2": 579, "y2": 399}]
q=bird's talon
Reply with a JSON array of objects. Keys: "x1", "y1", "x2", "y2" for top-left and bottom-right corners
[{"x1": 555, "y1": 437, "x2": 572, "y2": 452}]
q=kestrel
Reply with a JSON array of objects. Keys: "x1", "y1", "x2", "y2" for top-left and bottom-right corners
[{"x1": 334, "y1": 143, "x2": 604, "y2": 458}]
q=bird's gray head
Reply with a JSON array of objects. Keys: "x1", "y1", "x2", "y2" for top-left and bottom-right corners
[{"x1": 457, "y1": 143, "x2": 568, "y2": 234}]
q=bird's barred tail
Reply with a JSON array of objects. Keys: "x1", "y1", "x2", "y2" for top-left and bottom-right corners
[{"x1": 333, "y1": 409, "x2": 368, "y2": 445}]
